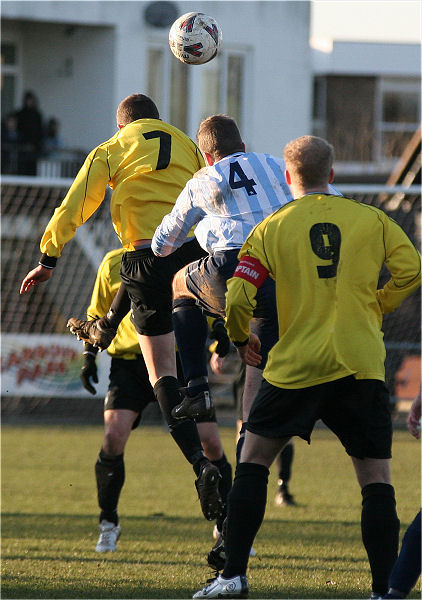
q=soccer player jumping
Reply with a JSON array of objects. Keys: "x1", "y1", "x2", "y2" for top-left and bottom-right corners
[{"x1": 19, "y1": 93, "x2": 224, "y2": 523}]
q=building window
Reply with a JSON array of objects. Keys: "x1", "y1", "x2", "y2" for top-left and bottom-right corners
[
  {"x1": 1, "y1": 42, "x2": 19, "y2": 119},
  {"x1": 170, "y1": 58, "x2": 189, "y2": 131},
  {"x1": 379, "y1": 79, "x2": 420, "y2": 159},
  {"x1": 147, "y1": 42, "x2": 248, "y2": 138},
  {"x1": 226, "y1": 54, "x2": 244, "y2": 125},
  {"x1": 312, "y1": 74, "x2": 421, "y2": 169},
  {"x1": 198, "y1": 57, "x2": 221, "y2": 122},
  {"x1": 319, "y1": 75, "x2": 376, "y2": 162},
  {"x1": 197, "y1": 49, "x2": 248, "y2": 130},
  {"x1": 147, "y1": 48, "x2": 164, "y2": 106},
  {"x1": 147, "y1": 45, "x2": 190, "y2": 132},
  {"x1": 312, "y1": 76, "x2": 326, "y2": 138}
]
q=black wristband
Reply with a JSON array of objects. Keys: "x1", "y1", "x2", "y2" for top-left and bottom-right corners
[
  {"x1": 83, "y1": 342, "x2": 99, "y2": 355},
  {"x1": 233, "y1": 337, "x2": 249, "y2": 347},
  {"x1": 39, "y1": 253, "x2": 57, "y2": 268}
]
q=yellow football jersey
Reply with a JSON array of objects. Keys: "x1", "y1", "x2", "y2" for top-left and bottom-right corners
[
  {"x1": 225, "y1": 194, "x2": 421, "y2": 389},
  {"x1": 87, "y1": 249, "x2": 140, "y2": 359},
  {"x1": 40, "y1": 119, "x2": 204, "y2": 257}
]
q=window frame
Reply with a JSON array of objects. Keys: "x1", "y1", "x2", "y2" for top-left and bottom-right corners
[
  {"x1": 311, "y1": 74, "x2": 421, "y2": 172},
  {"x1": 1, "y1": 37, "x2": 21, "y2": 119},
  {"x1": 376, "y1": 77, "x2": 421, "y2": 161},
  {"x1": 147, "y1": 40, "x2": 251, "y2": 140}
]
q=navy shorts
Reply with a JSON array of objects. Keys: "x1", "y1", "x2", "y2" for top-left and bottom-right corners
[
  {"x1": 184, "y1": 249, "x2": 278, "y2": 370},
  {"x1": 247, "y1": 376, "x2": 393, "y2": 459},
  {"x1": 120, "y1": 238, "x2": 206, "y2": 336}
]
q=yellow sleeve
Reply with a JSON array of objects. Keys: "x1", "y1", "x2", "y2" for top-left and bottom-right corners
[
  {"x1": 86, "y1": 256, "x2": 116, "y2": 321},
  {"x1": 225, "y1": 277, "x2": 259, "y2": 343},
  {"x1": 225, "y1": 220, "x2": 271, "y2": 343},
  {"x1": 376, "y1": 216, "x2": 421, "y2": 314},
  {"x1": 208, "y1": 340, "x2": 218, "y2": 354},
  {"x1": 40, "y1": 145, "x2": 110, "y2": 258}
]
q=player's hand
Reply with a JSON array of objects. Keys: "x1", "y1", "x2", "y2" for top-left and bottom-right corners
[
  {"x1": 237, "y1": 332, "x2": 261, "y2": 367},
  {"x1": 20, "y1": 265, "x2": 53, "y2": 294},
  {"x1": 209, "y1": 318, "x2": 231, "y2": 357},
  {"x1": 407, "y1": 392, "x2": 421, "y2": 439},
  {"x1": 80, "y1": 352, "x2": 99, "y2": 395},
  {"x1": 210, "y1": 351, "x2": 225, "y2": 375}
]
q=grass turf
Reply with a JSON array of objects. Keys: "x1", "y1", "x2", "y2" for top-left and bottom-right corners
[{"x1": 1, "y1": 424, "x2": 420, "y2": 599}]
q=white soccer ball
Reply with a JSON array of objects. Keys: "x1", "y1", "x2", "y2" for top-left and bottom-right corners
[{"x1": 169, "y1": 12, "x2": 222, "y2": 65}]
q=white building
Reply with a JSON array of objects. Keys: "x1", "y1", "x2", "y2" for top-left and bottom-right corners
[
  {"x1": 1, "y1": 1, "x2": 312, "y2": 156},
  {"x1": 2, "y1": 1, "x2": 420, "y2": 179},
  {"x1": 311, "y1": 40, "x2": 421, "y2": 180}
]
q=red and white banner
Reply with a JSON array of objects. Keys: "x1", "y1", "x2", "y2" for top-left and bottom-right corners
[{"x1": 1, "y1": 334, "x2": 110, "y2": 397}]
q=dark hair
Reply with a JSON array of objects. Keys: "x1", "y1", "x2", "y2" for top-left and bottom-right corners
[
  {"x1": 197, "y1": 115, "x2": 244, "y2": 161},
  {"x1": 23, "y1": 91, "x2": 38, "y2": 106},
  {"x1": 116, "y1": 94, "x2": 160, "y2": 125}
]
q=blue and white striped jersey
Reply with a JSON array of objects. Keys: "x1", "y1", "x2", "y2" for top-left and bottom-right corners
[
  {"x1": 152, "y1": 151, "x2": 339, "y2": 256},
  {"x1": 152, "y1": 152, "x2": 292, "y2": 256}
]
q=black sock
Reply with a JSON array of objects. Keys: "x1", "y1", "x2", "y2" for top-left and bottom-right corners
[
  {"x1": 361, "y1": 482, "x2": 400, "y2": 595},
  {"x1": 95, "y1": 450, "x2": 125, "y2": 525},
  {"x1": 236, "y1": 422, "x2": 247, "y2": 464},
  {"x1": 153, "y1": 376, "x2": 205, "y2": 470},
  {"x1": 223, "y1": 462, "x2": 269, "y2": 578},
  {"x1": 186, "y1": 378, "x2": 210, "y2": 398},
  {"x1": 277, "y1": 443, "x2": 294, "y2": 485},
  {"x1": 104, "y1": 283, "x2": 131, "y2": 329},
  {"x1": 173, "y1": 300, "x2": 209, "y2": 382},
  {"x1": 211, "y1": 454, "x2": 233, "y2": 532}
]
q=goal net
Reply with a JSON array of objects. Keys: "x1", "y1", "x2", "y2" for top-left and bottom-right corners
[{"x1": 1, "y1": 177, "x2": 420, "y2": 417}]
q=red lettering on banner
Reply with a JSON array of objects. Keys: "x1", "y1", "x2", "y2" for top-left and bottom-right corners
[
  {"x1": 1, "y1": 344, "x2": 79, "y2": 374},
  {"x1": 5, "y1": 352, "x2": 20, "y2": 370},
  {"x1": 16, "y1": 360, "x2": 73, "y2": 384},
  {"x1": 233, "y1": 256, "x2": 269, "y2": 288}
]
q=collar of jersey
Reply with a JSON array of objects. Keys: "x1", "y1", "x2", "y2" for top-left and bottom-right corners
[{"x1": 216, "y1": 152, "x2": 246, "y2": 164}]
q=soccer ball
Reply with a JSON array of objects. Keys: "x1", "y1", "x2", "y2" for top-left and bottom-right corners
[{"x1": 169, "y1": 12, "x2": 222, "y2": 65}]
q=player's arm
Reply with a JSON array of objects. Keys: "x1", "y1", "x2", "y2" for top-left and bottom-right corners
[
  {"x1": 225, "y1": 275, "x2": 263, "y2": 366},
  {"x1": 20, "y1": 146, "x2": 110, "y2": 294},
  {"x1": 86, "y1": 255, "x2": 116, "y2": 322},
  {"x1": 80, "y1": 254, "x2": 116, "y2": 394},
  {"x1": 19, "y1": 264, "x2": 54, "y2": 293},
  {"x1": 225, "y1": 231, "x2": 271, "y2": 366},
  {"x1": 152, "y1": 181, "x2": 205, "y2": 256},
  {"x1": 208, "y1": 317, "x2": 231, "y2": 358},
  {"x1": 407, "y1": 390, "x2": 421, "y2": 439},
  {"x1": 80, "y1": 341, "x2": 99, "y2": 395},
  {"x1": 376, "y1": 216, "x2": 421, "y2": 314}
]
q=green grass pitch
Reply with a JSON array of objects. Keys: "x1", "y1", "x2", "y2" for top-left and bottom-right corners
[{"x1": 1, "y1": 424, "x2": 420, "y2": 599}]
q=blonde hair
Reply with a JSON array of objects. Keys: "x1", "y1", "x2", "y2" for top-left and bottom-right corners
[{"x1": 283, "y1": 135, "x2": 334, "y2": 189}]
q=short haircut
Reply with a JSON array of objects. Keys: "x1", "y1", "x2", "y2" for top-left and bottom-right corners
[
  {"x1": 197, "y1": 115, "x2": 244, "y2": 161},
  {"x1": 116, "y1": 94, "x2": 160, "y2": 125},
  {"x1": 283, "y1": 135, "x2": 334, "y2": 189}
]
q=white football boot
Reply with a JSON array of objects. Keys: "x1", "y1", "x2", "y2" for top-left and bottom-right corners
[
  {"x1": 95, "y1": 520, "x2": 121, "y2": 552},
  {"x1": 193, "y1": 574, "x2": 249, "y2": 598}
]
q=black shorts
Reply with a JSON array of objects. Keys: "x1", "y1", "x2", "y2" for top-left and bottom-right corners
[
  {"x1": 120, "y1": 238, "x2": 206, "y2": 336},
  {"x1": 104, "y1": 354, "x2": 217, "y2": 427},
  {"x1": 104, "y1": 356, "x2": 156, "y2": 429},
  {"x1": 184, "y1": 249, "x2": 278, "y2": 369},
  {"x1": 247, "y1": 376, "x2": 392, "y2": 459}
]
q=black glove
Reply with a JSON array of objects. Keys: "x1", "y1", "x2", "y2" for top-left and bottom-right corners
[
  {"x1": 209, "y1": 318, "x2": 231, "y2": 358},
  {"x1": 80, "y1": 343, "x2": 99, "y2": 395}
]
